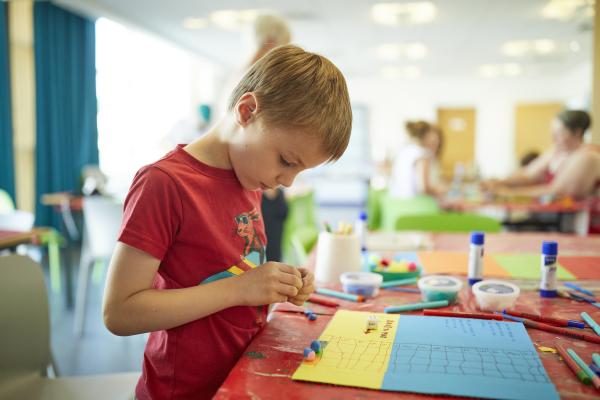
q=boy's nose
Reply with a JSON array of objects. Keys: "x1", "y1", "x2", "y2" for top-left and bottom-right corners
[{"x1": 277, "y1": 172, "x2": 296, "y2": 188}]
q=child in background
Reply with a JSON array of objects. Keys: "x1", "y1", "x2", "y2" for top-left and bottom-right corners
[
  {"x1": 388, "y1": 120, "x2": 448, "y2": 199},
  {"x1": 102, "y1": 45, "x2": 352, "y2": 399}
]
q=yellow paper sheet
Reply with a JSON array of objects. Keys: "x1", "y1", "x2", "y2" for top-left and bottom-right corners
[{"x1": 292, "y1": 310, "x2": 399, "y2": 388}]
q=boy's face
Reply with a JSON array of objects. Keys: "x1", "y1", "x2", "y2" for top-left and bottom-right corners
[{"x1": 229, "y1": 110, "x2": 329, "y2": 191}]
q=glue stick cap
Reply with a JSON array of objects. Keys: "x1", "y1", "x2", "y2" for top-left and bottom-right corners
[
  {"x1": 470, "y1": 232, "x2": 484, "y2": 245},
  {"x1": 542, "y1": 241, "x2": 558, "y2": 255}
]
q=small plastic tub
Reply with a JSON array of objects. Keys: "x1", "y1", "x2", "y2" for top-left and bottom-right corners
[
  {"x1": 417, "y1": 275, "x2": 463, "y2": 304},
  {"x1": 340, "y1": 272, "x2": 383, "y2": 298},
  {"x1": 472, "y1": 280, "x2": 520, "y2": 312}
]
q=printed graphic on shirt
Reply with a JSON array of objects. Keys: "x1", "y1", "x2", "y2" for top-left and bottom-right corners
[{"x1": 201, "y1": 207, "x2": 266, "y2": 284}]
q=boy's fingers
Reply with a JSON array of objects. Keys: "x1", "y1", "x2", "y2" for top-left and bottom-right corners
[
  {"x1": 278, "y1": 264, "x2": 301, "y2": 277},
  {"x1": 279, "y1": 272, "x2": 303, "y2": 289},
  {"x1": 278, "y1": 283, "x2": 299, "y2": 298},
  {"x1": 289, "y1": 298, "x2": 305, "y2": 306}
]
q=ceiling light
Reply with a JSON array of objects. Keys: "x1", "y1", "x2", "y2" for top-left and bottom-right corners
[
  {"x1": 376, "y1": 42, "x2": 428, "y2": 60},
  {"x1": 502, "y1": 40, "x2": 530, "y2": 57},
  {"x1": 533, "y1": 39, "x2": 556, "y2": 54},
  {"x1": 503, "y1": 63, "x2": 522, "y2": 76},
  {"x1": 478, "y1": 64, "x2": 499, "y2": 78},
  {"x1": 381, "y1": 66, "x2": 421, "y2": 79},
  {"x1": 209, "y1": 9, "x2": 260, "y2": 30},
  {"x1": 542, "y1": 0, "x2": 594, "y2": 20},
  {"x1": 372, "y1": 2, "x2": 436, "y2": 26},
  {"x1": 502, "y1": 39, "x2": 557, "y2": 56},
  {"x1": 478, "y1": 63, "x2": 523, "y2": 78},
  {"x1": 182, "y1": 17, "x2": 207, "y2": 30}
]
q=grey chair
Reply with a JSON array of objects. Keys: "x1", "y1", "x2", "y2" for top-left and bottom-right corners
[
  {"x1": 0, "y1": 254, "x2": 139, "y2": 400},
  {"x1": 74, "y1": 196, "x2": 123, "y2": 336}
]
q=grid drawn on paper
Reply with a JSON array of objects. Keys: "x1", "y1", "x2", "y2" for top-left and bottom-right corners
[{"x1": 313, "y1": 335, "x2": 549, "y2": 384}]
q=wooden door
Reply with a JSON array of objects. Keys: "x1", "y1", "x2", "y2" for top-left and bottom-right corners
[
  {"x1": 437, "y1": 108, "x2": 476, "y2": 178},
  {"x1": 514, "y1": 103, "x2": 563, "y2": 164}
]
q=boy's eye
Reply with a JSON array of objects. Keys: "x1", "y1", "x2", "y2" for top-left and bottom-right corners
[{"x1": 279, "y1": 155, "x2": 292, "y2": 167}]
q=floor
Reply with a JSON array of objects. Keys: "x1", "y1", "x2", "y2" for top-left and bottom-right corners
[{"x1": 39, "y1": 247, "x2": 145, "y2": 377}]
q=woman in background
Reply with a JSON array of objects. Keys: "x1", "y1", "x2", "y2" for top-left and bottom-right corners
[
  {"x1": 388, "y1": 120, "x2": 447, "y2": 199},
  {"x1": 483, "y1": 110, "x2": 600, "y2": 199}
]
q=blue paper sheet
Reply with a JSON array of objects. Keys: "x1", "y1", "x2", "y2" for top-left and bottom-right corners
[{"x1": 382, "y1": 316, "x2": 559, "y2": 400}]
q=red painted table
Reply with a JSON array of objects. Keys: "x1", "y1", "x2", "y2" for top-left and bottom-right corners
[{"x1": 216, "y1": 233, "x2": 600, "y2": 399}]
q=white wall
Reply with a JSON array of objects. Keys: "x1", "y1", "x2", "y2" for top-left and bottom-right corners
[{"x1": 347, "y1": 63, "x2": 591, "y2": 179}]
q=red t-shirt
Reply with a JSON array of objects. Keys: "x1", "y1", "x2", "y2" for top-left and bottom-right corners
[{"x1": 118, "y1": 145, "x2": 268, "y2": 399}]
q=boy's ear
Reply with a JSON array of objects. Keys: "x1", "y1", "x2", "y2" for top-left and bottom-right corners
[{"x1": 234, "y1": 92, "x2": 259, "y2": 127}]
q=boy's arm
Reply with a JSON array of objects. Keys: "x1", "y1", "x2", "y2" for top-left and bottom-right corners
[{"x1": 103, "y1": 242, "x2": 302, "y2": 336}]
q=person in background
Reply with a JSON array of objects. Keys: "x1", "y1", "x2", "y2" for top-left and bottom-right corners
[
  {"x1": 519, "y1": 150, "x2": 540, "y2": 167},
  {"x1": 483, "y1": 110, "x2": 600, "y2": 199},
  {"x1": 388, "y1": 120, "x2": 448, "y2": 199},
  {"x1": 247, "y1": 13, "x2": 292, "y2": 261}
]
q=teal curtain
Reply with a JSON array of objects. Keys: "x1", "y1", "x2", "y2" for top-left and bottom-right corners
[
  {"x1": 0, "y1": 2, "x2": 16, "y2": 202},
  {"x1": 34, "y1": 2, "x2": 98, "y2": 228}
]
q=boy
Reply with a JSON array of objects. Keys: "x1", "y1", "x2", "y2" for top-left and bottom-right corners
[{"x1": 102, "y1": 45, "x2": 352, "y2": 399}]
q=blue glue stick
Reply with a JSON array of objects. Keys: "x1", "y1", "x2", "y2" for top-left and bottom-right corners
[
  {"x1": 540, "y1": 241, "x2": 558, "y2": 298},
  {"x1": 468, "y1": 232, "x2": 485, "y2": 286}
]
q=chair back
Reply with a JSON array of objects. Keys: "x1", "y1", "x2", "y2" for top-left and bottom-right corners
[
  {"x1": 82, "y1": 196, "x2": 123, "y2": 259},
  {"x1": 0, "y1": 189, "x2": 15, "y2": 214},
  {"x1": 381, "y1": 194, "x2": 440, "y2": 231},
  {"x1": 0, "y1": 210, "x2": 35, "y2": 232},
  {"x1": 282, "y1": 191, "x2": 319, "y2": 264},
  {"x1": 395, "y1": 212, "x2": 502, "y2": 233},
  {"x1": 0, "y1": 255, "x2": 51, "y2": 376}
]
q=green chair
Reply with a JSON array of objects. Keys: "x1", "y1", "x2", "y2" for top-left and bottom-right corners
[
  {"x1": 395, "y1": 212, "x2": 502, "y2": 233},
  {"x1": 380, "y1": 194, "x2": 441, "y2": 231},
  {"x1": 366, "y1": 187, "x2": 386, "y2": 231},
  {"x1": 282, "y1": 191, "x2": 319, "y2": 265}
]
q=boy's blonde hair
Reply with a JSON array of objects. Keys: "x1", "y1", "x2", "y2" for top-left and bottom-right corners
[{"x1": 227, "y1": 45, "x2": 352, "y2": 161}]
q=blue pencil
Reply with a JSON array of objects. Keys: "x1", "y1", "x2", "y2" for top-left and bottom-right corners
[{"x1": 564, "y1": 282, "x2": 595, "y2": 297}]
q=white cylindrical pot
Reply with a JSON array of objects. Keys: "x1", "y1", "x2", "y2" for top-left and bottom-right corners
[{"x1": 314, "y1": 232, "x2": 362, "y2": 283}]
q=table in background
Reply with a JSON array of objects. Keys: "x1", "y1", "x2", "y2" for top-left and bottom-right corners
[
  {"x1": 216, "y1": 232, "x2": 600, "y2": 400},
  {"x1": 442, "y1": 198, "x2": 591, "y2": 236},
  {"x1": 0, "y1": 228, "x2": 49, "y2": 250}
]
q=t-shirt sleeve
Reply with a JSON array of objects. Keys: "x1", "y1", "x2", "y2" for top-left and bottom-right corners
[{"x1": 118, "y1": 165, "x2": 182, "y2": 260}]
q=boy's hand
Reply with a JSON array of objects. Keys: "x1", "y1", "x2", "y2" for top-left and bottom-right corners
[
  {"x1": 236, "y1": 262, "x2": 303, "y2": 306},
  {"x1": 288, "y1": 268, "x2": 315, "y2": 306}
]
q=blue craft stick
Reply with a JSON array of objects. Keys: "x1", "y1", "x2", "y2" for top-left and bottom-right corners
[
  {"x1": 386, "y1": 287, "x2": 421, "y2": 294},
  {"x1": 384, "y1": 300, "x2": 448, "y2": 313},
  {"x1": 316, "y1": 288, "x2": 363, "y2": 302},
  {"x1": 564, "y1": 282, "x2": 595, "y2": 297},
  {"x1": 567, "y1": 348, "x2": 597, "y2": 381},
  {"x1": 590, "y1": 363, "x2": 600, "y2": 377},
  {"x1": 593, "y1": 353, "x2": 600, "y2": 369},
  {"x1": 581, "y1": 312, "x2": 600, "y2": 336},
  {"x1": 569, "y1": 292, "x2": 596, "y2": 303},
  {"x1": 380, "y1": 278, "x2": 418, "y2": 288},
  {"x1": 498, "y1": 313, "x2": 525, "y2": 322}
]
